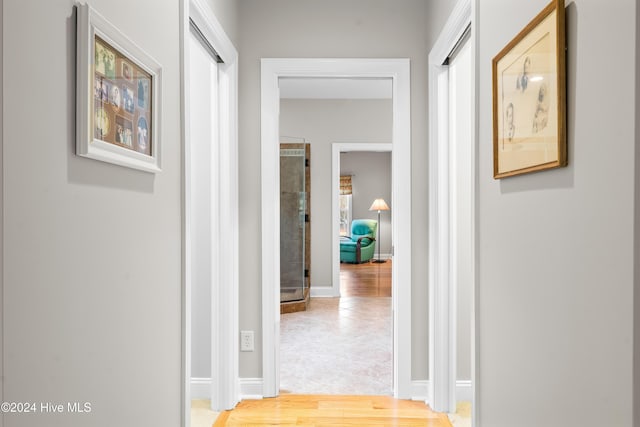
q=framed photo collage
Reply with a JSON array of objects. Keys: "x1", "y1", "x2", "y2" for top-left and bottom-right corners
[{"x1": 93, "y1": 36, "x2": 152, "y2": 157}]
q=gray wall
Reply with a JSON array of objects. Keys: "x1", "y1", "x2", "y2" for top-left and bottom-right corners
[
  {"x1": 239, "y1": 0, "x2": 432, "y2": 380},
  {"x1": 206, "y1": 0, "x2": 238, "y2": 47},
  {"x1": 425, "y1": 0, "x2": 458, "y2": 46},
  {"x1": 478, "y1": 1, "x2": 635, "y2": 426},
  {"x1": 2, "y1": 0, "x2": 183, "y2": 426},
  {"x1": 0, "y1": 0, "x2": 4, "y2": 418},
  {"x1": 340, "y1": 152, "x2": 392, "y2": 256},
  {"x1": 280, "y1": 99, "x2": 392, "y2": 287},
  {"x1": 635, "y1": 2, "x2": 640, "y2": 426}
]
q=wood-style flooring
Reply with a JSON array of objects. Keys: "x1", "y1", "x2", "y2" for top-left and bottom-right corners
[
  {"x1": 213, "y1": 394, "x2": 452, "y2": 426},
  {"x1": 340, "y1": 259, "x2": 391, "y2": 297}
]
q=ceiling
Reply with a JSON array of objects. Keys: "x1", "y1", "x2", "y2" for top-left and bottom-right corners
[{"x1": 279, "y1": 77, "x2": 392, "y2": 100}]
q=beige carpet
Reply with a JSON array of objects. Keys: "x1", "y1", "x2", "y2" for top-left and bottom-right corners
[
  {"x1": 191, "y1": 400, "x2": 219, "y2": 427},
  {"x1": 448, "y1": 401, "x2": 472, "y2": 427}
]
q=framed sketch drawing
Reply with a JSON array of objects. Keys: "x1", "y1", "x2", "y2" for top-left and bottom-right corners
[
  {"x1": 76, "y1": 3, "x2": 162, "y2": 173},
  {"x1": 492, "y1": 0, "x2": 566, "y2": 179}
]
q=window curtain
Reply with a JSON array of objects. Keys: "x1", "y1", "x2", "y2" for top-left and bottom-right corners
[{"x1": 340, "y1": 175, "x2": 352, "y2": 195}]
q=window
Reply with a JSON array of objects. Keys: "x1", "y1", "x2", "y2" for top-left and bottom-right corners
[{"x1": 339, "y1": 175, "x2": 353, "y2": 236}]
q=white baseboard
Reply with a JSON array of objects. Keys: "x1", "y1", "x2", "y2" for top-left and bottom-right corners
[
  {"x1": 191, "y1": 377, "x2": 212, "y2": 399},
  {"x1": 191, "y1": 377, "x2": 265, "y2": 401},
  {"x1": 232, "y1": 379, "x2": 431, "y2": 402},
  {"x1": 310, "y1": 286, "x2": 339, "y2": 298},
  {"x1": 412, "y1": 380, "x2": 472, "y2": 407},
  {"x1": 195, "y1": 377, "x2": 469, "y2": 405},
  {"x1": 411, "y1": 380, "x2": 430, "y2": 401},
  {"x1": 239, "y1": 378, "x2": 264, "y2": 400},
  {"x1": 456, "y1": 380, "x2": 472, "y2": 402}
]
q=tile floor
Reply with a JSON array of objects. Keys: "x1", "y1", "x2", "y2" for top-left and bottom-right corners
[{"x1": 280, "y1": 296, "x2": 392, "y2": 395}]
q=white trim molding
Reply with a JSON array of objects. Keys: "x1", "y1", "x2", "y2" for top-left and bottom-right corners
[
  {"x1": 191, "y1": 377, "x2": 213, "y2": 399},
  {"x1": 456, "y1": 380, "x2": 473, "y2": 403},
  {"x1": 235, "y1": 379, "x2": 442, "y2": 404},
  {"x1": 239, "y1": 378, "x2": 265, "y2": 400},
  {"x1": 261, "y1": 59, "x2": 412, "y2": 399},
  {"x1": 411, "y1": 380, "x2": 431, "y2": 402},
  {"x1": 415, "y1": 380, "x2": 473, "y2": 408},
  {"x1": 181, "y1": 0, "x2": 239, "y2": 423},
  {"x1": 310, "y1": 286, "x2": 339, "y2": 298},
  {"x1": 192, "y1": 377, "x2": 271, "y2": 401},
  {"x1": 428, "y1": 0, "x2": 474, "y2": 416}
]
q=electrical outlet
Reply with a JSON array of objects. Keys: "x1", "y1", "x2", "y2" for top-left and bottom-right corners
[{"x1": 240, "y1": 330, "x2": 254, "y2": 352}]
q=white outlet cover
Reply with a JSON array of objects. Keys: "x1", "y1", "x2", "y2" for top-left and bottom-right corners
[{"x1": 240, "y1": 331, "x2": 254, "y2": 352}]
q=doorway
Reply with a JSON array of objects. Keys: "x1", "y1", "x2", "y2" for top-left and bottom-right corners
[
  {"x1": 334, "y1": 145, "x2": 393, "y2": 297},
  {"x1": 428, "y1": 0, "x2": 476, "y2": 420},
  {"x1": 278, "y1": 83, "x2": 394, "y2": 393},
  {"x1": 260, "y1": 58, "x2": 413, "y2": 399},
  {"x1": 338, "y1": 148, "x2": 393, "y2": 395},
  {"x1": 181, "y1": 0, "x2": 239, "y2": 424},
  {"x1": 448, "y1": 30, "x2": 473, "y2": 415}
]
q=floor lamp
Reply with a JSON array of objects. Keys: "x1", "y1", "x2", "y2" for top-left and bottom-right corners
[{"x1": 369, "y1": 198, "x2": 389, "y2": 264}]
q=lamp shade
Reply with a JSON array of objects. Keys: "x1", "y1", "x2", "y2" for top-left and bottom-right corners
[{"x1": 369, "y1": 198, "x2": 389, "y2": 211}]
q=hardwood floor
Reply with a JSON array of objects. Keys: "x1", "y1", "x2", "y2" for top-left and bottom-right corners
[
  {"x1": 214, "y1": 262, "x2": 456, "y2": 426},
  {"x1": 214, "y1": 394, "x2": 452, "y2": 426},
  {"x1": 340, "y1": 259, "x2": 391, "y2": 297}
]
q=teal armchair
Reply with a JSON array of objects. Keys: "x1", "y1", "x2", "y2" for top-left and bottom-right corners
[{"x1": 340, "y1": 219, "x2": 377, "y2": 263}]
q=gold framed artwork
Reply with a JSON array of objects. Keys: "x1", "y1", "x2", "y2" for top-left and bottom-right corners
[
  {"x1": 492, "y1": 0, "x2": 566, "y2": 179},
  {"x1": 76, "y1": 3, "x2": 162, "y2": 173}
]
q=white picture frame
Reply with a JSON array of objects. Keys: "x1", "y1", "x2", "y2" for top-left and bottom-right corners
[{"x1": 76, "y1": 2, "x2": 162, "y2": 173}]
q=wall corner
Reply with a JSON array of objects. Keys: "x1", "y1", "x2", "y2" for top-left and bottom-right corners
[{"x1": 634, "y1": 0, "x2": 640, "y2": 424}]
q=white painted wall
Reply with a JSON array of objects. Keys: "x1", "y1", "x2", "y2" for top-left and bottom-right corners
[
  {"x1": 2, "y1": 1, "x2": 182, "y2": 426},
  {"x1": 477, "y1": 1, "x2": 636, "y2": 425},
  {"x1": 341, "y1": 152, "x2": 392, "y2": 256},
  {"x1": 280, "y1": 99, "x2": 392, "y2": 286},
  {"x1": 239, "y1": 0, "x2": 432, "y2": 381}
]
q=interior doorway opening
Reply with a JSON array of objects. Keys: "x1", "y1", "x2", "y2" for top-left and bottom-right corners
[
  {"x1": 277, "y1": 80, "x2": 394, "y2": 395},
  {"x1": 428, "y1": 0, "x2": 476, "y2": 422},
  {"x1": 261, "y1": 58, "x2": 412, "y2": 399},
  {"x1": 447, "y1": 29, "x2": 474, "y2": 418},
  {"x1": 181, "y1": 0, "x2": 239, "y2": 425},
  {"x1": 337, "y1": 148, "x2": 393, "y2": 297}
]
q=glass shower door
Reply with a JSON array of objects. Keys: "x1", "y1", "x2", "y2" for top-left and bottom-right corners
[{"x1": 280, "y1": 146, "x2": 306, "y2": 302}]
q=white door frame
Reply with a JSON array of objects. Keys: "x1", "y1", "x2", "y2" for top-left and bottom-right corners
[
  {"x1": 180, "y1": 0, "x2": 239, "y2": 422},
  {"x1": 331, "y1": 142, "x2": 393, "y2": 298},
  {"x1": 427, "y1": 0, "x2": 476, "y2": 417},
  {"x1": 261, "y1": 58, "x2": 412, "y2": 398}
]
